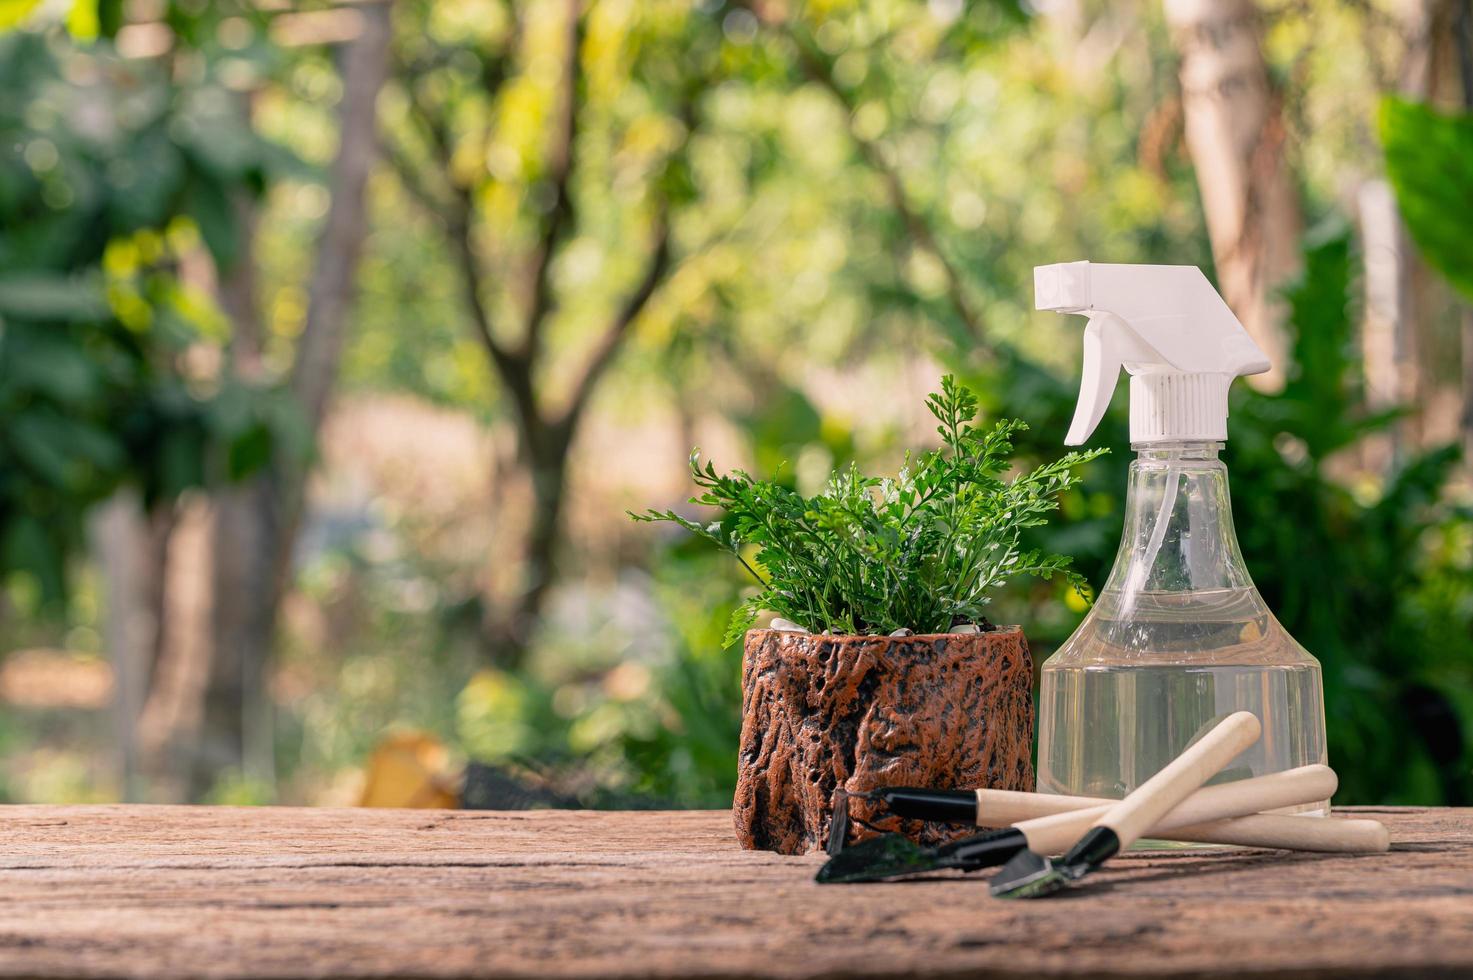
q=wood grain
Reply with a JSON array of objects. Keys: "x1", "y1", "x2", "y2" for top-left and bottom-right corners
[{"x1": 0, "y1": 805, "x2": 1467, "y2": 978}]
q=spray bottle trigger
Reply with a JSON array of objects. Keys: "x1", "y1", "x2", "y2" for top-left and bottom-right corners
[{"x1": 1064, "y1": 313, "x2": 1158, "y2": 446}]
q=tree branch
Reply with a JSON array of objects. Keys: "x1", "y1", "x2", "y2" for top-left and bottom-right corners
[
  {"x1": 447, "y1": 189, "x2": 541, "y2": 437},
  {"x1": 383, "y1": 129, "x2": 453, "y2": 223},
  {"x1": 555, "y1": 85, "x2": 700, "y2": 434},
  {"x1": 396, "y1": 65, "x2": 540, "y2": 431},
  {"x1": 520, "y1": 0, "x2": 583, "y2": 363},
  {"x1": 290, "y1": 0, "x2": 395, "y2": 429},
  {"x1": 557, "y1": 208, "x2": 672, "y2": 433},
  {"x1": 773, "y1": 19, "x2": 989, "y2": 347}
]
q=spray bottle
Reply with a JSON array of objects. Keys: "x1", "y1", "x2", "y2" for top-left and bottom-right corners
[{"x1": 1033, "y1": 261, "x2": 1329, "y2": 812}]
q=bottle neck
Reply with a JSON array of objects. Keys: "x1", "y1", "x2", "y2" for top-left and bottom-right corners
[{"x1": 1102, "y1": 440, "x2": 1255, "y2": 599}]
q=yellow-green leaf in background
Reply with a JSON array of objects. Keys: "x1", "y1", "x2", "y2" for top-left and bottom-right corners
[
  {"x1": 1, "y1": 0, "x2": 122, "y2": 39},
  {"x1": 0, "y1": 0, "x2": 43, "y2": 32},
  {"x1": 64, "y1": 0, "x2": 97, "y2": 39}
]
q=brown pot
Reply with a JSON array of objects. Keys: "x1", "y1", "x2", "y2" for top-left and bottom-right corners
[{"x1": 733, "y1": 627, "x2": 1035, "y2": 855}]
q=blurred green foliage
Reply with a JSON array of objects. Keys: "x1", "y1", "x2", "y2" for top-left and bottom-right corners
[
  {"x1": 0, "y1": 1, "x2": 1469, "y2": 811},
  {"x1": 453, "y1": 542, "x2": 747, "y2": 810},
  {"x1": 1380, "y1": 98, "x2": 1473, "y2": 302},
  {"x1": 1229, "y1": 233, "x2": 1471, "y2": 804},
  {"x1": 0, "y1": 29, "x2": 301, "y2": 607}
]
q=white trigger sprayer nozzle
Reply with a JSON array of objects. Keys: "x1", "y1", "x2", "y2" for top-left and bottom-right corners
[{"x1": 1034, "y1": 261, "x2": 1270, "y2": 447}]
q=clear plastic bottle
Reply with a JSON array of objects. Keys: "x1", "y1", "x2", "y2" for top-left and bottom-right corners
[{"x1": 1036, "y1": 441, "x2": 1329, "y2": 811}]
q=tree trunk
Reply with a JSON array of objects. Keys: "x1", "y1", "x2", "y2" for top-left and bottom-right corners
[
  {"x1": 386, "y1": 0, "x2": 680, "y2": 672},
  {"x1": 196, "y1": 479, "x2": 280, "y2": 798},
  {"x1": 289, "y1": 0, "x2": 395, "y2": 437},
  {"x1": 191, "y1": 179, "x2": 276, "y2": 799},
  {"x1": 140, "y1": 493, "x2": 217, "y2": 800},
  {"x1": 194, "y1": 0, "x2": 395, "y2": 799},
  {"x1": 1357, "y1": 178, "x2": 1417, "y2": 469},
  {"x1": 91, "y1": 491, "x2": 173, "y2": 802},
  {"x1": 1164, "y1": 0, "x2": 1301, "y2": 390},
  {"x1": 1357, "y1": 0, "x2": 1448, "y2": 470},
  {"x1": 485, "y1": 425, "x2": 573, "y2": 668}
]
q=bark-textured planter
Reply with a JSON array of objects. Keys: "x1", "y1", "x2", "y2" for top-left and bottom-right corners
[{"x1": 734, "y1": 627, "x2": 1034, "y2": 855}]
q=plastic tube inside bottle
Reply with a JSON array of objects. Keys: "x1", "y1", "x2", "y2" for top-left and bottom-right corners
[{"x1": 1120, "y1": 463, "x2": 1180, "y2": 613}]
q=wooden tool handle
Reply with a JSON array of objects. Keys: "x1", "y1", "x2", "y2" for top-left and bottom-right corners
[
  {"x1": 975, "y1": 764, "x2": 1336, "y2": 827},
  {"x1": 1157, "y1": 765, "x2": 1336, "y2": 827},
  {"x1": 1019, "y1": 806, "x2": 1386, "y2": 854},
  {"x1": 1016, "y1": 763, "x2": 1337, "y2": 854},
  {"x1": 1157, "y1": 813, "x2": 1389, "y2": 852},
  {"x1": 1097, "y1": 710, "x2": 1261, "y2": 848}
]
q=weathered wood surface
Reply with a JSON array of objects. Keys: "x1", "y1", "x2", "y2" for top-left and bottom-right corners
[{"x1": 0, "y1": 805, "x2": 1468, "y2": 978}]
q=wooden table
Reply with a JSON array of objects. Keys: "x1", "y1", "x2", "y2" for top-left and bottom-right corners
[{"x1": 1, "y1": 805, "x2": 1469, "y2": 978}]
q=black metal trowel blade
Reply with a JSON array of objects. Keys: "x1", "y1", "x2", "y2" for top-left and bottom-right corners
[
  {"x1": 817, "y1": 834, "x2": 938, "y2": 884},
  {"x1": 817, "y1": 828, "x2": 1028, "y2": 884}
]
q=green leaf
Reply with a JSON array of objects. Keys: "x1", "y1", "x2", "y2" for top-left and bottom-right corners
[
  {"x1": 226, "y1": 422, "x2": 273, "y2": 480},
  {"x1": 722, "y1": 597, "x2": 761, "y2": 648},
  {"x1": 1, "y1": 513, "x2": 65, "y2": 606},
  {"x1": 8, "y1": 413, "x2": 75, "y2": 486},
  {"x1": 154, "y1": 426, "x2": 207, "y2": 500},
  {"x1": 97, "y1": 0, "x2": 122, "y2": 38},
  {"x1": 175, "y1": 103, "x2": 274, "y2": 186},
  {"x1": 109, "y1": 128, "x2": 185, "y2": 231},
  {"x1": 1278, "y1": 228, "x2": 1360, "y2": 452},
  {"x1": 8, "y1": 411, "x2": 123, "y2": 487},
  {"x1": 3, "y1": 326, "x2": 101, "y2": 403},
  {"x1": 183, "y1": 176, "x2": 239, "y2": 271},
  {"x1": 0, "y1": 274, "x2": 109, "y2": 321},
  {"x1": 1380, "y1": 98, "x2": 1473, "y2": 300}
]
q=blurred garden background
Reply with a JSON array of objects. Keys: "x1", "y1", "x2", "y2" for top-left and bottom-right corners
[{"x1": 0, "y1": 0, "x2": 1471, "y2": 810}]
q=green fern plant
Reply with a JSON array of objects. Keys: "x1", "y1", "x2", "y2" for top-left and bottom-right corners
[{"x1": 632, "y1": 376, "x2": 1104, "y2": 644}]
